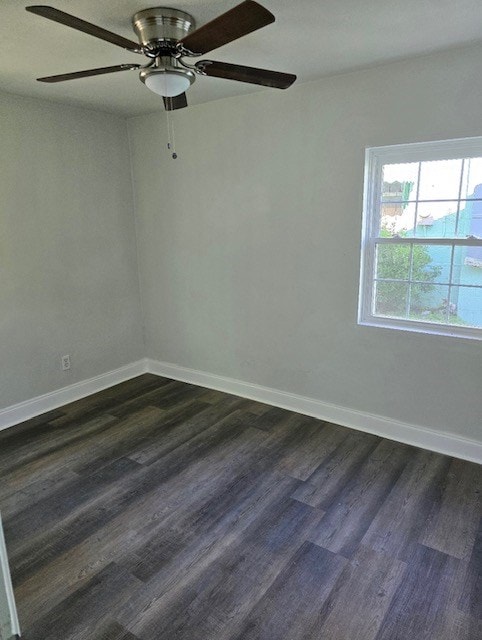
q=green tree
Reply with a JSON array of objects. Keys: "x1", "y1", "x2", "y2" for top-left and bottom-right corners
[{"x1": 376, "y1": 230, "x2": 442, "y2": 316}]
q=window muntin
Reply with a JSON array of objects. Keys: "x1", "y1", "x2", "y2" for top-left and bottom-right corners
[{"x1": 359, "y1": 138, "x2": 482, "y2": 339}]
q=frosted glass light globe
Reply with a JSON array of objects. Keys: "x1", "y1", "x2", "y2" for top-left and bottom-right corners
[{"x1": 145, "y1": 72, "x2": 191, "y2": 97}]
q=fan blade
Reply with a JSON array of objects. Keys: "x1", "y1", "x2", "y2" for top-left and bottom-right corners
[
  {"x1": 163, "y1": 93, "x2": 188, "y2": 111},
  {"x1": 196, "y1": 61, "x2": 296, "y2": 89},
  {"x1": 37, "y1": 64, "x2": 141, "y2": 83},
  {"x1": 178, "y1": 1, "x2": 274, "y2": 56},
  {"x1": 26, "y1": 6, "x2": 142, "y2": 52}
]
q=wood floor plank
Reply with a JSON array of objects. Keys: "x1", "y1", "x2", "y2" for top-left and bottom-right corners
[
  {"x1": 106, "y1": 380, "x2": 202, "y2": 418},
  {"x1": 240, "y1": 399, "x2": 273, "y2": 416},
  {"x1": 421, "y1": 458, "x2": 482, "y2": 560},
  {"x1": 148, "y1": 381, "x2": 209, "y2": 413},
  {"x1": 257, "y1": 414, "x2": 346, "y2": 479},
  {"x1": 3, "y1": 406, "x2": 166, "y2": 550},
  {"x1": 13, "y1": 502, "x2": 160, "y2": 627},
  {"x1": 428, "y1": 609, "x2": 482, "y2": 640},
  {"x1": 198, "y1": 389, "x2": 235, "y2": 405},
  {"x1": 20, "y1": 562, "x2": 142, "y2": 640},
  {"x1": 309, "y1": 439, "x2": 413, "y2": 556},
  {"x1": 275, "y1": 418, "x2": 349, "y2": 481},
  {"x1": 362, "y1": 449, "x2": 452, "y2": 561},
  {"x1": 0, "y1": 409, "x2": 65, "y2": 450},
  {"x1": 55, "y1": 374, "x2": 169, "y2": 421},
  {"x1": 232, "y1": 541, "x2": 347, "y2": 640},
  {"x1": 120, "y1": 526, "x2": 189, "y2": 583},
  {"x1": 0, "y1": 414, "x2": 117, "y2": 481},
  {"x1": 438, "y1": 610, "x2": 482, "y2": 640},
  {"x1": 375, "y1": 544, "x2": 462, "y2": 640},
  {"x1": 292, "y1": 429, "x2": 380, "y2": 508},
  {"x1": 458, "y1": 516, "x2": 482, "y2": 618},
  {"x1": 5, "y1": 456, "x2": 142, "y2": 546},
  {"x1": 2, "y1": 407, "x2": 162, "y2": 514},
  {"x1": 96, "y1": 621, "x2": 141, "y2": 640},
  {"x1": 118, "y1": 436, "x2": 280, "y2": 586},
  {"x1": 126, "y1": 395, "x2": 248, "y2": 466},
  {"x1": 75, "y1": 399, "x2": 210, "y2": 474},
  {"x1": 0, "y1": 413, "x2": 118, "y2": 474},
  {"x1": 0, "y1": 467, "x2": 80, "y2": 521},
  {"x1": 128, "y1": 496, "x2": 323, "y2": 640},
  {"x1": 115, "y1": 472, "x2": 302, "y2": 634},
  {"x1": 312, "y1": 544, "x2": 407, "y2": 640},
  {"x1": 250, "y1": 406, "x2": 295, "y2": 432}
]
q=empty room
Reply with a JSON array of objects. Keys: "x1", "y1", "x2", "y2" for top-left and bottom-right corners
[{"x1": 0, "y1": 1, "x2": 481, "y2": 639}]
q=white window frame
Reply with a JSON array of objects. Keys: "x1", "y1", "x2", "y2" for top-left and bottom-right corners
[{"x1": 358, "y1": 136, "x2": 482, "y2": 340}]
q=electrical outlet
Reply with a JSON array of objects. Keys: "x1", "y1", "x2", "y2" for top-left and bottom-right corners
[{"x1": 61, "y1": 355, "x2": 71, "y2": 371}]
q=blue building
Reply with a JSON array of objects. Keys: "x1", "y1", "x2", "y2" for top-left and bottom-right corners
[{"x1": 415, "y1": 184, "x2": 482, "y2": 326}]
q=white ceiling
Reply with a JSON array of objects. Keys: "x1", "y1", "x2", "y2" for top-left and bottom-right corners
[{"x1": 1, "y1": 0, "x2": 482, "y2": 116}]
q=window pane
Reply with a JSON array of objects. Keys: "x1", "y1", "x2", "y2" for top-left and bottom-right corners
[
  {"x1": 380, "y1": 163, "x2": 418, "y2": 237},
  {"x1": 374, "y1": 281, "x2": 409, "y2": 318},
  {"x1": 409, "y1": 284, "x2": 450, "y2": 323},
  {"x1": 460, "y1": 191, "x2": 482, "y2": 238},
  {"x1": 376, "y1": 243, "x2": 411, "y2": 280},
  {"x1": 410, "y1": 244, "x2": 451, "y2": 284},
  {"x1": 452, "y1": 246, "x2": 482, "y2": 284},
  {"x1": 460, "y1": 157, "x2": 482, "y2": 200},
  {"x1": 418, "y1": 159, "x2": 463, "y2": 201},
  {"x1": 380, "y1": 202, "x2": 416, "y2": 237},
  {"x1": 382, "y1": 162, "x2": 419, "y2": 202},
  {"x1": 448, "y1": 286, "x2": 482, "y2": 328},
  {"x1": 415, "y1": 201, "x2": 458, "y2": 237},
  {"x1": 456, "y1": 202, "x2": 478, "y2": 238}
]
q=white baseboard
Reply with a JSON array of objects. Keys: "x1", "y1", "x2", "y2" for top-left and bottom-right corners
[
  {"x1": 147, "y1": 359, "x2": 482, "y2": 464},
  {"x1": 0, "y1": 359, "x2": 149, "y2": 432}
]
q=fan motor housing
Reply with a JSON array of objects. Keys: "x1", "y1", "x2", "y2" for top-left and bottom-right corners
[{"x1": 132, "y1": 7, "x2": 196, "y2": 49}]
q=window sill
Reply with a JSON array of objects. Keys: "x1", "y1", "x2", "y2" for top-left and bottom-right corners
[{"x1": 358, "y1": 315, "x2": 482, "y2": 341}]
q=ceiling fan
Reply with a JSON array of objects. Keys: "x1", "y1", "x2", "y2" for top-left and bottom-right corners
[{"x1": 26, "y1": 1, "x2": 297, "y2": 111}]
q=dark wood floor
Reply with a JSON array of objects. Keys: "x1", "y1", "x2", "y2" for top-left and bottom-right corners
[{"x1": 0, "y1": 374, "x2": 480, "y2": 640}]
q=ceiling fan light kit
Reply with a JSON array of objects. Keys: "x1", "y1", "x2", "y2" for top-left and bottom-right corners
[
  {"x1": 140, "y1": 59, "x2": 195, "y2": 98},
  {"x1": 26, "y1": 1, "x2": 297, "y2": 109}
]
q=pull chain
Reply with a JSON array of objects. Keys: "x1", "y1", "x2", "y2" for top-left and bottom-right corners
[{"x1": 164, "y1": 84, "x2": 178, "y2": 160}]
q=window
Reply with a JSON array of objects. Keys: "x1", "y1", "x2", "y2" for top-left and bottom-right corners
[{"x1": 359, "y1": 137, "x2": 482, "y2": 340}]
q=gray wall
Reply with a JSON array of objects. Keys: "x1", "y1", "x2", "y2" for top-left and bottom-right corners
[
  {"x1": 0, "y1": 92, "x2": 144, "y2": 409},
  {"x1": 129, "y1": 43, "x2": 482, "y2": 443}
]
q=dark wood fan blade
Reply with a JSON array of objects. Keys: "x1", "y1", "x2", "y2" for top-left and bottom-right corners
[
  {"x1": 178, "y1": 1, "x2": 274, "y2": 55},
  {"x1": 163, "y1": 93, "x2": 188, "y2": 111},
  {"x1": 37, "y1": 64, "x2": 141, "y2": 83},
  {"x1": 26, "y1": 6, "x2": 142, "y2": 52},
  {"x1": 196, "y1": 61, "x2": 296, "y2": 89}
]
